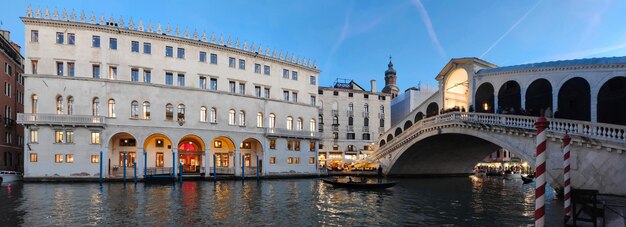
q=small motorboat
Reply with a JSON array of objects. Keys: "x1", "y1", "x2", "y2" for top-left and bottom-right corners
[
  {"x1": 321, "y1": 178, "x2": 397, "y2": 189},
  {"x1": 504, "y1": 171, "x2": 522, "y2": 180},
  {"x1": 0, "y1": 171, "x2": 23, "y2": 183},
  {"x1": 521, "y1": 174, "x2": 534, "y2": 184}
]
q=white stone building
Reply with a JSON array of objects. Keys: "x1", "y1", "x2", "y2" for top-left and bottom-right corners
[
  {"x1": 18, "y1": 8, "x2": 321, "y2": 179},
  {"x1": 316, "y1": 79, "x2": 391, "y2": 169}
]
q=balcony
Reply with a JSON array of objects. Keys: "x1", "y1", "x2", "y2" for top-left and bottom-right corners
[
  {"x1": 266, "y1": 128, "x2": 320, "y2": 139},
  {"x1": 318, "y1": 124, "x2": 324, "y2": 132},
  {"x1": 378, "y1": 113, "x2": 385, "y2": 119},
  {"x1": 332, "y1": 110, "x2": 339, "y2": 116},
  {"x1": 362, "y1": 111, "x2": 369, "y2": 118},
  {"x1": 332, "y1": 125, "x2": 339, "y2": 131},
  {"x1": 17, "y1": 113, "x2": 106, "y2": 127},
  {"x1": 347, "y1": 125, "x2": 354, "y2": 132},
  {"x1": 379, "y1": 127, "x2": 385, "y2": 133},
  {"x1": 362, "y1": 126, "x2": 369, "y2": 132},
  {"x1": 347, "y1": 110, "x2": 354, "y2": 117}
]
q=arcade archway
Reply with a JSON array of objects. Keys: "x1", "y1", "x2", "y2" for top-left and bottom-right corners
[
  {"x1": 598, "y1": 76, "x2": 626, "y2": 125},
  {"x1": 444, "y1": 69, "x2": 469, "y2": 110},
  {"x1": 475, "y1": 83, "x2": 494, "y2": 113},
  {"x1": 426, "y1": 102, "x2": 439, "y2": 117},
  {"x1": 210, "y1": 136, "x2": 236, "y2": 175},
  {"x1": 497, "y1": 81, "x2": 521, "y2": 114},
  {"x1": 108, "y1": 132, "x2": 138, "y2": 178},
  {"x1": 525, "y1": 79, "x2": 552, "y2": 117},
  {"x1": 558, "y1": 77, "x2": 590, "y2": 121},
  {"x1": 178, "y1": 135, "x2": 205, "y2": 174}
]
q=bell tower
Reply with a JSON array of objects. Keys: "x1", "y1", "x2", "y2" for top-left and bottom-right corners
[{"x1": 382, "y1": 56, "x2": 399, "y2": 99}]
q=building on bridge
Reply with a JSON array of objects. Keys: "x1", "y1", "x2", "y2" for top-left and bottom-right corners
[
  {"x1": 316, "y1": 79, "x2": 390, "y2": 169},
  {"x1": 18, "y1": 8, "x2": 321, "y2": 179}
]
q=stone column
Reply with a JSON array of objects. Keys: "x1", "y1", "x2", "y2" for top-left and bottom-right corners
[
  {"x1": 234, "y1": 148, "x2": 240, "y2": 176},
  {"x1": 102, "y1": 145, "x2": 109, "y2": 178},
  {"x1": 590, "y1": 88, "x2": 598, "y2": 122},
  {"x1": 262, "y1": 138, "x2": 270, "y2": 176},
  {"x1": 172, "y1": 148, "x2": 178, "y2": 177},
  {"x1": 136, "y1": 147, "x2": 144, "y2": 178},
  {"x1": 204, "y1": 148, "x2": 210, "y2": 178},
  {"x1": 552, "y1": 94, "x2": 558, "y2": 117},
  {"x1": 494, "y1": 95, "x2": 499, "y2": 113},
  {"x1": 520, "y1": 88, "x2": 527, "y2": 111}
]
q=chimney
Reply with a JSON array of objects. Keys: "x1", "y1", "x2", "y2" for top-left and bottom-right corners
[
  {"x1": 0, "y1": 30, "x2": 10, "y2": 41},
  {"x1": 370, "y1": 80, "x2": 377, "y2": 93}
]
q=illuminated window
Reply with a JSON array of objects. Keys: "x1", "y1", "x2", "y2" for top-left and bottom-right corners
[
  {"x1": 156, "y1": 139, "x2": 164, "y2": 147},
  {"x1": 30, "y1": 153, "x2": 38, "y2": 162},
  {"x1": 295, "y1": 157, "x2": 300, "y2": 164},
  {"x1": 55, "y1": 130, "x2": 64, "y2": 143},
  {"x1": 131, "y1": 101, "x2": 139, "y2": 119},
  {"x1": 287, "y1": 157, "x2": 293, "y2": 164},
  {"x1": 66, "y1": 154, "x2": 74, "y2": 163},
  {"x1": 177, "y1": 104, "x2": 185, "y2": 121},
  {"x1": 165, "y1": 104, "x2": 174, "y2": 120},
  {"x1": 269, "y1": 139, "x2": 276, "y2": 149},
  {"x1": 55, "y1": 154, "x2": 63, "y2": 163},
  {"x1": 108, "y1": 99, "x2": 116, "y2": 117},
  {"x1": 238, "y1": 110, "x2": 246, "y2": 126},
  {"x1": 294, "y1": 140, "x2": 301, "y2": 151},
  {"x1": 228, "y1": 109, "x2": 236, "y2": 125},
  {"x1": 256, "y1": 112, "x2": 263, "y2": 128},
  {"x1": 310, "y1": 141, "x2": 315, "y2": 152},
  {"x1": 309, "y1": 157, "x2": 315, "y2": 164},
  {"x1": 30, "y1": 129, "x2": 38, "y2": 143},
  {"x1": 91, "y1": 132, "x2": 100, "y2": 144},
  {"x1": 65, "y1": 131, "x2": 74, "y2": 143},
  {"x1": 286, "y1": 117, "x2": 293, "y2": 130},
  {"x1": 241, "y1": 142, "x2": 251, "y2": 149},
  {"x1": 91, "y1": 155, "x2": 100, "y2": 163},
  {"x1": 156, "y1": 152, "x2": 164, "y2": 167},
  {"x1": 287, "y1": 140, "x2": 294, "y2": 151},
  {"x1": 269, "y1": 157, "x2": 276, "y2": 164},
  {"x1": 200, "y1": 106, "x2": 208, "y2": 122},
  {"x1": 269, "y1": 113, "x2": 276, "y2": 128},
  {"x1": 143, "y1": 101, "x2": 151, "y2": 119},
  {"x1": 213, "y1": 140, "x2": 222, "y2": 148}
]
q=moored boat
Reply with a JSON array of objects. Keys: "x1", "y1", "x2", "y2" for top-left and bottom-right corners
[
  {"x1": 322, "y1": 178, "x2": 397, "y2": 189},
  {"x1": 503, "y1": 171, "x2": 522, "y2": 180},
  {"x1": 521, "y1": 174, "x2": 534, "y2": 184},
  {"x1": 0, "y1": 171, "x2": 23, "y2": 182}
]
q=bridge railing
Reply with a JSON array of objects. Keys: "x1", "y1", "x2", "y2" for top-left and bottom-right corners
[{"x1": 372, "y1": 112, "x2": 626, "y2": 161}]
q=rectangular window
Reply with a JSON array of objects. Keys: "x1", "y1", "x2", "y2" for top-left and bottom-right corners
[
  {"x1": 255, "y1": 86, "x2": 261, "y2": 97},
  {"x1": 199, "y1": 51, "x2": 207, "y2": 62},
  {"x1": 309, "y1": 157, "x2": 315, "y2": 164},
  {"x1": 91, "y1": 155, "x2": 100, "y2": 163},
  {"x1": 347, "y1": 133, "x2": 355, "y2": 140},
  {"x1": 229, "y1": 57, "x2": 236, "y2": 68},
  {"x1": 292, "y1": 92, "x2": 298, "y2": 103},
  {"x1": 91, "y1": 132, "x2": 101, "y2": 144},
  {"x1": 270, "y1": 157, "x2": 276, "y2": 164},
  {"x1": 143, "y1": 70, "x2": 151, "y2": 83},
  {"x1": 333, "y1": 91, "x2": 339, "y2": 96},
  {"x1": 295, "y1": 157, "x2": 301, "y2": 164},
  {"x1": 67, "y1": 62, "x2": 75, "y2": 77},
  {"x1": 310, "y1": 75, "x2": 316, "y2": 85},
  {"x1": 119, "y1": 138, "x2": 137, "y2": 146},
  {"x1": 264, "y1": 88, "x2": 270, "y2": 98},
  {"x1": 56, "y1": 62, "x2": 64, "y2": 76},
  {"x1": 131, "y1": 41, "x2": 139, "y2": 52},
  {"x1": 229, "y1": 81, "x2": 236, "y2": 93},
  {"x1": 109, "y1": 38, "x2": 117, "y2": 50},
  {"x1": 143, "y1": 42, "x2": 151, "y2": 54},
  {"x1": 68, "y1": 33, "x2": 75, "y2": 45},
  {"x1": 92, "y1": 35, "x2": 100, "y2": 47},
  {"x1": 264, "y1": 65, "x2": 270, "y2": 75},
  {"x1": 166, "y1": 73, "x2": 174, "y2": 86},
  {"x1": 31, "y1": 30, "x2": 38, "y2": 42},
  {"x1": 199, "y1": 76, "x2": 207, "y2": 89},
  {"x1": 66, "y1": 131, "x2": 74, "y2": 143},
  {"x1": 239, "y1": 84, "x2": 245, "y2": 95},
  {"x1": 56, "y1": 32, "x2": 64, "y2": 44},
  {"x1": 109, "y1": 66, "x2": 117, "y2": 79},
  {"x1": 239, "y1": 59, "x2": 245, "y2": 69},
  {"x1": 30, "y1": 153, "x2": 38, "y2": 162},
  {"x1": 292, "y1": 71, "x2": 298, "y2": 80},
  {"x1": 254, "y1": 64, "x2": 261, "y2": 73},
  {"x1": 310, "y1": 96, "x2": 316, "y2": 105},
  {"x1": 310, "y1": 141, "x2": 315, "y2": 151},
  {"x1": 166, "y1": 46, "x2": 173, "y2": 57},
  {"x1": 364, "y1": 94, "x2": 369, "y2": 99},
  {"x1": 177, "y1": 74, "x2": 185, "y2": 87},
  {"x1": 287, "y1": 157, "x2": 293, "y2": 164},
  {"x1": 156, "y1": 152, "x2": 164, "y2": 167},
  {"x1": 30, "y1": 130, "x2": 38, "y2": 143},
  {"x1": 210, "y1": 53, "x2": 218, "y2": 64},
  {"x1": 177, "y1": 48, "x2": 185, "y2": 59},
  {"x1": 362, "y1": 133, "x2": 370, "y2": 140},
  {"x1": 283, "y1": 91, "x2": 289, "y2": 101},
  {"x1": 294, "y1": 140, "x2": 301, "y2": 151},
  {"x1": 66, "y1": 154, "x2": 74, "y2": 163},
  {"x1": 210, "y1": 78, "x2": 217, "y2": 90},
  {"x1": 348, "y1": 93, "x2": 353, "y2": 97},
  {"x1": 31, "y1": 60, "x2": 38, "y2": 74},
  {"x1": 92, "y1": 64, "x2": 100, "y2": 78},
  {"x1": 287, "y1": 140, "x2": 294, "y2": 151},
  {"x1": 55, "y1": 154, "x2": 63, "y2": 163},
  {"x1": 283, "y1": 69, "x2": 289, "y2": 79},
  {"x1": 131, "y1": 69, "x2": 139, "y2": 82},
  {"x1": 269, "y1": 139, "x2": 276, "y2": 149}
]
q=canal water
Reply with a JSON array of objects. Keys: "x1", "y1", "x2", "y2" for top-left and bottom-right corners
[{"x1": 0, "y1": 177, "x2": 562, "y2": 226}]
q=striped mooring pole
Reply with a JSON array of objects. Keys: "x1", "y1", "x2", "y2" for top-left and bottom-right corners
[
  {"x1": 562, "y1": 133, "x2": 572, "y2": 224},
  {"x1": 534, "y1": 116, "x2": 549, "y2": 227}
]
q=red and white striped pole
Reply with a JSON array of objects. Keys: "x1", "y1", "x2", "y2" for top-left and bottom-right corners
[
  {"x1": 562, "y1": 133, "x2": 572, "y2": 223},
  {"x1": 534, "y1": 116, "x2": 549, "y2": 227}
]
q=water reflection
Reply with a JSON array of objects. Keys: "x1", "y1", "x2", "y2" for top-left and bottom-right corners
[{"x1": 0, "y1": 177, "x2": 562, "y2": 226}]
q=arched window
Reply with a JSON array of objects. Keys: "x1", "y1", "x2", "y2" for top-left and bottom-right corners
[
  {"x1": 310, "y1": 119, "x2": 316, "y2": 132},
  {"x1": 380, "y1": 119, "x2": 384, "y2": 127},
  {"x1": 348, "y1": 116, "x2": 354, "y2": 126},
  {"x1": 165, "y1": 103, "x2": 173, "y2": 121},
  {"x1": 130, "y1": 101, "x2": 139, "y2": 119},
  {"x1": 239, "y1": 110, "x2": 246, "y2": 126},
  {"x1": 31, "y1": 94, "x2": 38, "y2": 114},
  {"x1": 364, "y1": 103, "x2": 369, "y2": 113},
  {"x1": 56, "y1": 96, "x2": 64, "y2": 114},
  {"x1": 142, "y1": 101, "x2": 151, "y2": 119},
  {"x1": 228, "y1": 109, "x2": 236, "y2": 125},
  {"x1": 333, "y1": 116, "x2": 339, "y2": 125},
  {"x1": 348, "y1": 103, "x2": 354, "y2": 112},
  {"x1": 177, "y1": 104, "x2": 185, "y2": 121},
  {"x1": 269, "y1": 113, "x2": 276, "y2": 128},
  {"x1": 200, "y1": 106, "x2": 207, "y2": 122},
  {"x1": 92, "y1": 97, "x2": 100, "y2": 116},
  {"x1": 67, "y1": 96, "x2": 74, "y2": 115},
  {"x1": 296, "y1": 117, "x2": 303, "y2": 130},
  {"x1": 287, "y1": 116, "x2": 294, "y2": 130},
  {"x1": 380, "y1": 105, "x2": 385, "y2": 114},
  {"x1": 107, "y1": 99, "x2": 115, "y2": 117},
  {"x1": 257, "y1": 112, "x2": 264, "y2": 128},
  {"x1": 364, "y1": 117, "x2": 369, "y2": 127},
  {"x1": 210, "y1": 107, "x2": 217, "y2": 123}
]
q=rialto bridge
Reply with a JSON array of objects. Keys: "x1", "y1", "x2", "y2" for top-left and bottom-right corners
[{"x1": 372, "y1": 57, "x2": 626, "y2": 195}]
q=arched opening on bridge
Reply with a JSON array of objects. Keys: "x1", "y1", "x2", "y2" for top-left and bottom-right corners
[
  {"x1": 598, "y1": 76, "x2": 626, "y2": 125},
  {"x1": 415, "y1": 112, "x2": 424, "y2": 122},
  {"x1": 394, "y1": 128, "x2": 402, "y2": 136},
  {"x1": 497, "y1": 81, "x2": 521, "y2": 114},
  {"x1": 379, "y1": 139, "x2": 386, "y2": 146},
  {"x1": 403, "y1": 120, "x2": 412, "y2": 130},
  {"x1": 178, "y1": 135, "x2": 205, "y2": 174},
  {"x1": 241, "y1": 138, "x2": 263, "y2": 176},
  {"x1": 144, "y1": 133, "x2": 173, "y2": 175},
  {"x1": 387, "y1": 134, "x2": 533, "y2": 177},
  {"x1": 426, "y1": 102, "x2": 439, "y2": 117},
  {"x1": 475, "y1": 83, "x2": 494, "y2": 113},
  {"x1": 558, "y1": 77, "x2": 590, "y2": 121},
  {"x1": 108, "y1": 132, "x2": 138, "y2": 179},
  {"x1": 444, "y1": 68, "x2": 469, "y2": 110},
  {"x1": 210, "y1": 136, "x2": 236, "y2": 175},
  {"x1": 525, "y1": 79, "x2": 552, "y2": 117},
  {"x1": 386, "y1": 134, "x2": 394, "y2": 142}
]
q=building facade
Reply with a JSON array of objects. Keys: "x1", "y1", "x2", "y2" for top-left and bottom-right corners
[
  {"x1": 317, "y1": 79, "x2": 390, "y2": 169},
  {"x1": 0, "y1": 30, "x2": 25, "y2": 172},
  {"x1": 19, "y1": 9, "x2": 321, "y2": 179}
]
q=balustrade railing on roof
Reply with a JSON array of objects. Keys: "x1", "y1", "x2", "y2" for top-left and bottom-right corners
[{"x1": 17, "y1": 113, "x2": 106, "y2": 127}]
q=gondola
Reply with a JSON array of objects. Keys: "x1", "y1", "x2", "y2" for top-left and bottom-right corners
[
  {"x1": 321, "y1": 178, "x2": 397, "y2": 189},
  {"x1": 521, "y1": 175, "x2": 534, "y2": 184}
]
